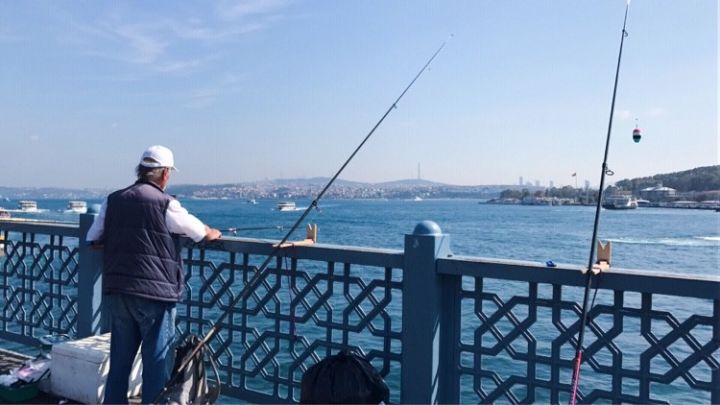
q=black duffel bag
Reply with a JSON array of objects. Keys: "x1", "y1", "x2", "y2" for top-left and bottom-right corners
[{"x1": 300, "y1": 350, "x2": 389, "y2": 404}]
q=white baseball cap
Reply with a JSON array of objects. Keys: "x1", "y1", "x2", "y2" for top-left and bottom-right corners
[{"x1": 139, "y1": 145, "x2": 178, "y2": 171}]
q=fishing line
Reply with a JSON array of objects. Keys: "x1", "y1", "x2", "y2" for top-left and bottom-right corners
[
  {"x1": 155, "y1": 38, "x2": 450, "y2": 402},
  {"x1": 569, "y1": 2, "x2": 631, "y2": 404},
  {"x1": 220, "y1": 225, "x2": 284, "y2": 235}
]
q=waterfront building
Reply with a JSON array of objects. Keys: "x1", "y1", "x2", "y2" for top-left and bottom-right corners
[{"x1": 640, "y1": 184, "x2": 677, "y2": 202}]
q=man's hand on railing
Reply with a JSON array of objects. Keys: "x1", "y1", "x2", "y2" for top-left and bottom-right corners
[{"x1": 204, "y1": 226, "x2": 222, "y2": 241}]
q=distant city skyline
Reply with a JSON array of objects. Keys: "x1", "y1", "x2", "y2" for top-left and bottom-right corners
[{"x1": 1, "y1": 1, "x2": 716, "y2": 189}]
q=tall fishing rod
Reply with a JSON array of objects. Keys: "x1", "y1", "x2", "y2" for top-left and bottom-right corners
[
  {"x1": 155, "y1": 39, "x2": 449, "y2": 402},
  {"x1": 569, "y1": 2, "x2": 631, "y2": 404}
]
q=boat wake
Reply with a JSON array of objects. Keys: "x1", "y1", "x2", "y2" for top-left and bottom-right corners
[
  {"x1": 606, "y1": 236, "x2": 720, "y2": 247},
  {"x1": 3, "y1": 209, "x2": 49, "y2": 214},
  {"x1": 278, "y1": 206, "x2": 307, "y2": 212}
]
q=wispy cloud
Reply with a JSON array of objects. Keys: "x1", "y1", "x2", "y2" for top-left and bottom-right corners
[
  {"x1": 186, "y1": 89, "x2": 220, "y2": 109},
  {"x1": 168, "y1": 19, "x2": 266, "y2": 41},
  {"x1": 216, "y1": 0, "x2": 292, "y2": 21},
  {"x1": 62, "y1": 1, "x2": 292, "y2": 74},
  {"x1": 184, "y1": 72, "x2": 247, "y2": 109},
  {"x1": 112, "y1": 23, "x2": 169, "y2": 64},
  {"x1": 155, "y1": 55, "x2": 216, "y2": 74}
]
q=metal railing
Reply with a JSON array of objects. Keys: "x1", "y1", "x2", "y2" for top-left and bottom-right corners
[
  {"x1": 177, "y1": 237, "x2": 404, "y2": 403},
  {"x1": 0, "y1": 221, "x2": 80, "y2": 346},
  {"x1": 0, "y1": 216, "x2": 718, "y2": 404},
  {"x1": 435, "y1": 256, "x2": 720, "y2": 403}
]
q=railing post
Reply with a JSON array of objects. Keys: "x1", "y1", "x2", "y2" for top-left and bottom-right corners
[
  {"x1": 77, "y1": 207, "x2": 105, "y2": 338},
  {"x1": 402, "y1": 220, "x2": 458, "y2": 404}
]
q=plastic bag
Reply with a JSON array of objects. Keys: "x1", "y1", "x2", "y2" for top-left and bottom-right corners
[
  {"x1": 16, "y1": 357, "x2": 50, "y2": 383},
  {"x1": 154, "y1": 335, "x2": 220, "y2": 405}
]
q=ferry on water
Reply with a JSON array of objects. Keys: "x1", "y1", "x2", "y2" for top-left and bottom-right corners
[
  {"x1": 65, "y1": 200, "x2": 88, "y2": 214},
  {"x1": 277, "y1": 201, "x2": 296, "y2": 211},
  {"x1": 17, "y1": 200, "x2": 39, "y2": 212},
  {"x1": 602, "y1": 195, "x2": 638, "y2": 210}
]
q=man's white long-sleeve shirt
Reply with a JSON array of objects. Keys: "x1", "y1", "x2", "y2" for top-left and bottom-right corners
[{"x1": 86, "y1": 198, "x2": 207, "y2": 243}]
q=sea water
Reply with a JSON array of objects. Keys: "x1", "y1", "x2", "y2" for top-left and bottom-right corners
[
  {"x1": 170, "y1": 198, "x2": 715, "y2": 275},
  {"x1": 4, "y1": 199, "x2": 719, "y2": 402},
  {"x1": 20, "y1": 198, "x2": 716, "y2": 275}
]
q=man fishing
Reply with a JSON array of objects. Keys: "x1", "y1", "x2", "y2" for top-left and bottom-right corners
[{"x1": 86, "y1": 145, "x2": 222, "y2": 404}]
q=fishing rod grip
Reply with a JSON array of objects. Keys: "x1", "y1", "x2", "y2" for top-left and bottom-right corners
[{"x1": 570, "y1": 350, "x2": 583, "y2": 405}]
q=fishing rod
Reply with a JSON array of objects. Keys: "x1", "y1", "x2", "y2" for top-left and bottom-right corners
[
  {"x1": 569, "y1": 2, "x2": 631, "y2": 404},
  {"x1": 155, "y1": 38, "x2": 449, "y2": 402},
  {"x1": 219, "y1": 225, "x2": 284, "y2": 235}
]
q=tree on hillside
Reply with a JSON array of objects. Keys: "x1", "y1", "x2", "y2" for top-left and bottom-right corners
[
  {"x1": 499, "y1": 189, "x2": 522, "y2": 199},
  {"x1": 615, "y1": 165, "x2": 720, "y2": 193}
]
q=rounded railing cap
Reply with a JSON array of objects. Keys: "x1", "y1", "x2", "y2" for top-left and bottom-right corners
[{"x1": 413, "y1": 220, "x2": 442, "y2": 235}]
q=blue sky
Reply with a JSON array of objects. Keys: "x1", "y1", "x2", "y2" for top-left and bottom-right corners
[{"x1": 1, "y1": 1, "x2": 716, "y2": 189}]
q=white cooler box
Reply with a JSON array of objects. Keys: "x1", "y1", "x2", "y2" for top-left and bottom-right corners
[{"x1": 50, "y1": 333, "x2": 142, "y2": 404}]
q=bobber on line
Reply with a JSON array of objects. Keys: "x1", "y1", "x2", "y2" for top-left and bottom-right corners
[{"x1": 633, "y1": 119, "x2": 642, "y2": 143}]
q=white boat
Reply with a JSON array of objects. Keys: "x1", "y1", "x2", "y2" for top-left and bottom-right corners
[
  {"x1": 602, "y1": 195, "x2": 638, "y2": 210},
  {"x1": 17, "y1": 200, "x2": 39, "y2": 212},
  {"x1": 65, "y1": 200, "x2": 88, "y2": 214},
  {"x1": 248, "y1": 199, "x2": 258, "y2": 205},
  {"x1": 277, "y1": 201, "x2": 296, "y2": 211},
  {"x1": 413, "y1": 196, "x2": 423, "y2": 201}
]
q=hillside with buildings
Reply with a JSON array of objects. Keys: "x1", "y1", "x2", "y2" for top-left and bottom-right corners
[
  {"x1": 487, "y1": 166, "x2": 719, "y2": 208},
  {"x1": 1, "y1": 166, "x2": 716, "y2": 203},
  {"x1": 615, "y1": 165, "x2": 719, "y2": 193},
  {"x1": 613, "y1": 165, "x2": 720, "y2": 203},
  {"x1": 0, "y1": 180, "x2": 531, "y2": 201}
]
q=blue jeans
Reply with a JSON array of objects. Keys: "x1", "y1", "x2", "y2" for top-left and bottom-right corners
[{"x1": 104, "y1": 294, "x2": 177, "y2": 405}]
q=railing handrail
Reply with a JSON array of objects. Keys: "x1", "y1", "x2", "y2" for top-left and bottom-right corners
[
  {"x1": 0, "y1": 218, "x2": 80, "y2": 237},
  {"x1": 0, "y1": 220, "x2": 404, "y2": 268},
  {"x1": 181, "y1": 236, "x2": 405, "y2": 268},
  {"x1": 3, "y1": 219, "x2": 717, "y2": 300},
  {"x1": 438, "y1": 255, "x2": 720, "y2": 300}
]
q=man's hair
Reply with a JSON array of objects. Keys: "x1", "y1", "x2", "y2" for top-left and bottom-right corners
[{"x1": 136, "y1": 165, "x2": 166, "y2": 182}]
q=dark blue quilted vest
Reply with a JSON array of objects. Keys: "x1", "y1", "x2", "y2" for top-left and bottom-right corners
[{"x1": 102, "y1": 181, "x2": 183, "y2": 302}]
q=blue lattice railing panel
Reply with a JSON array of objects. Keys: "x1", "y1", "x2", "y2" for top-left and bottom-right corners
[
  {"x1": 177, "y1": 239, "x2": 404, "y2": 403},
  {"x1": 0, "y1": 224, "x2": 80, "y2": 345},
  {"x1": 439, "y1": 257, "x2": 720, "y2": 404}
]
